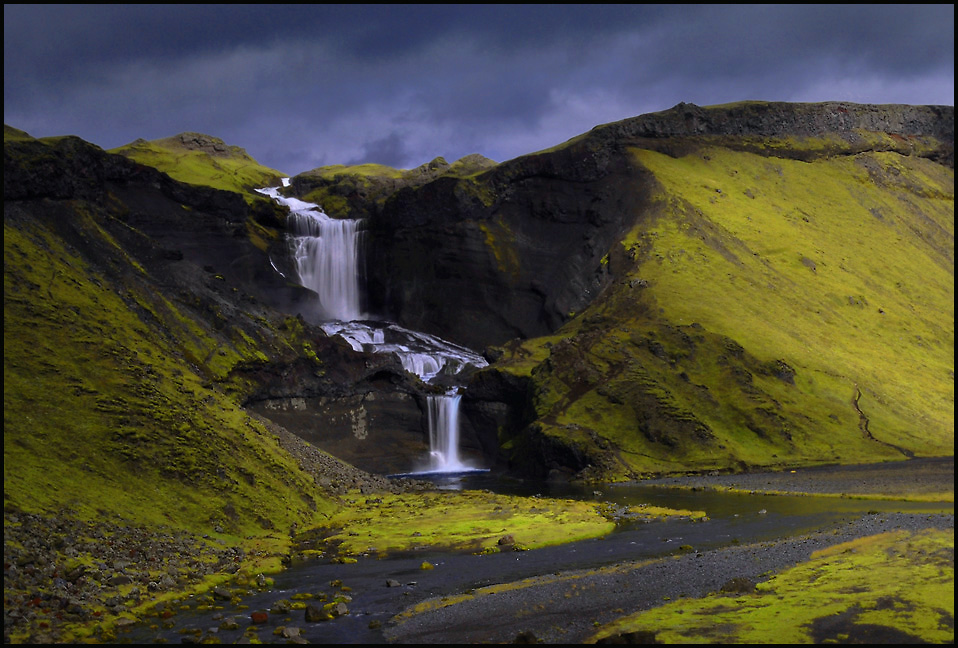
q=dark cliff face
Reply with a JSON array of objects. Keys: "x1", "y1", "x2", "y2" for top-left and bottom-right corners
[
  {"x1": 364, "y1": 136, "x2": 654, "y2": 352},
  {"x1": 362, "y1": 101, "x2": 954, "y2": 354}
]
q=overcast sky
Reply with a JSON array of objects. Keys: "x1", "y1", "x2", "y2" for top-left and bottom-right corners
[{"x1": 4, "y1": 4, "x2": 954, "y2": 176}]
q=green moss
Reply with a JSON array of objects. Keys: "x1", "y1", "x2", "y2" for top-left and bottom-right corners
[
  {"x1": 305, "y1": 163, "x2": 405, "y2": 180},
  {"x1": 628, "y1": 147, "x2": 952, "y2": 453},
  {"x1": 495, "y1": 144, "x2": 952, "y2": 480},
  {"x1": 110, "y1": 134, "x2": 285, "y2": 198},
  {"x1": 305, "y1": 490, "x2": 700, "y2": 557},
  {"x1": 590, "y1": 528, "x2": 954, "y2": 644}
]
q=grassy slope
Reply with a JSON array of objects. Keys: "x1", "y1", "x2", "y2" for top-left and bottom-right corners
[
  {"x1": 492, "y1": 140, "x2": 953, "y2": 479},
  {"x1": 3, "y1": 197, "x2": 335, "y2": 538},
  {"x1": 109, "y1": 133, "x2": 286, "y2": 196}
]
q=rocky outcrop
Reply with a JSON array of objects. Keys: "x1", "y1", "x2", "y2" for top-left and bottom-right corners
[
  {"x1": 3, "y1": 134, "x2": 306, "y2": 313},
  {"x1": 363, "y1": 136, "x2": 652, "y2": 351},
  {"x1": 286, "y1": 154, "x2": 497, "y2": 220},
  {"x1": 596, "y1": 101, "x2": 953, "y2": 143},
  {"x1": 238, "y1": 334, "x2": 465, "y2": 476}
]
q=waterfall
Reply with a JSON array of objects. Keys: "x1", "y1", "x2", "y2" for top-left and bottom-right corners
[
  {"x1": 287, "y1": 212, "x2": 364, "y2": 322},
  {"x1": 257, "y1": 187, "x2": 364, "y2": 322},
  {"x1": 257, "y1": 185, "x2": 488, "y2": 476},
  {"x1": 426, "y1": 393, "x2": 469, "y2": 473}
]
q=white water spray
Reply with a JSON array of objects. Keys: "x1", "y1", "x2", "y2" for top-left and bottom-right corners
[
  {"x1": 426, "y1": 392, "x2": 470, "y2": 473},
  {"x1": 258, "y1": 185, "x2": 487, "y2": 475},
  {"x1": 258, "y1": 187, "x2": 365, "y2": 322}
]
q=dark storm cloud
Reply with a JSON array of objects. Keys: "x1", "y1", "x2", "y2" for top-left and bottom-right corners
[{"x1": 4, "y1": 4, "x2": 953, "y2": 176}]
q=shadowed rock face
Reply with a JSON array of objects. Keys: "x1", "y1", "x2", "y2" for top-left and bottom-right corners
[{"x1": 364, "y1": 138, "x2": 653, "y2": 352}]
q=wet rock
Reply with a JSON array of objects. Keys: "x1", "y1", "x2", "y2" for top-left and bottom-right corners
[
  {"x1": 212, "y1": 587, "x2": 232, "y2": 600},
  {"x1": 720, "y1": 577, "x2": 757, "y2": 593},
  {"x1": 304, "y1": 604, "x2": 331, "y2": 622}
]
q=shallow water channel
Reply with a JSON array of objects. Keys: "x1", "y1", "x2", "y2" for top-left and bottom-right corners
[{"x1": 115, "y1": 474, "x2": 952, "y2": 644}]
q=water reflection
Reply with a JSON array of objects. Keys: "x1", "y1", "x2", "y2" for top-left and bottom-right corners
[{"x1": 115, "y1": 471, "x2": 951, "y2": 645}]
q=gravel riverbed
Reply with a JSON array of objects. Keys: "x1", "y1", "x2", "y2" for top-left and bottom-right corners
[{"x1": 4, "y1": 457, "x2": 952, "y2": 644}]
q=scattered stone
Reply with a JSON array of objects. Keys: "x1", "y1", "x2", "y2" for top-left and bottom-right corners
[
  {"x1": 720, "y1": 577, "x2": 756, "y2": 594},
  {"x1": 212, "y1": 587, "x2": 232, "y2": 600},
  {"x1": 219, "y1": 617, "x2": 240, "y2": 630},
  {"x1": 304, "y1": 604, "x2": 331, "y2": 622}
]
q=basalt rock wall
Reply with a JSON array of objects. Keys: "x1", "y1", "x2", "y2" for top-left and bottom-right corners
[{"x1": 364, "y1": 135, "x2": 654, "y2": 352}]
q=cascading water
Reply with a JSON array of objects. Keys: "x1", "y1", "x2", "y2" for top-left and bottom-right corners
[
  {"x1": 258, "y1": 187, "x2": 365, "y2": 322},
  {"x1": 257, "y1": 185, "x2": 487, "y2": 475},
  {"x1": 427, "y1": 393, "x2": 468, "y2": 472}
]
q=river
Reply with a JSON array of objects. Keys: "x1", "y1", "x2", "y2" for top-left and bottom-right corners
[{"x1": 113, "y1": 466, "x2": 951, "y2": 644}]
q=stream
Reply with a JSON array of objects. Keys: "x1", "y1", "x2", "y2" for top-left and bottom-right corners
[{"x1": 114, "y1": 475, "x2": 951, "y2": 644}]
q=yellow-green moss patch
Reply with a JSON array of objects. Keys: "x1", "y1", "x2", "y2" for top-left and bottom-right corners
[{"x1": 589, "y1": 528, "x2": 955, "y2": 644}]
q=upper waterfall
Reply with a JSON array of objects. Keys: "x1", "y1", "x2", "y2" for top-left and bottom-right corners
[{"x1": 257, "y1": 186, "x2": 365, "y2": 322}]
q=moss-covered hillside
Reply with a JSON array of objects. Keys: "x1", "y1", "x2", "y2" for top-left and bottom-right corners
[
  {"x1": 4, "y1": 125, "x2": 632, "y2": 643},
  {"x1": 485, "y1": 107, "x2": 954, "y2": 480},
  {"x1": 4, "y1": 128, "x2": 343, "y2": 538},
  {"x1": 110, "y1": 132, "x2": 286, "y2": 197}
]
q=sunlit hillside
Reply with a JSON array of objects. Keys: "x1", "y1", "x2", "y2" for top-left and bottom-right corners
[
  {"x1": 111, "y1": 132, "x2": 286, "y2": 196},
  {"x1": 4, "y1": 128, "x2": 337, "y2": 539},
  {"x1": 490, "y1": 126, "x2": 953, "y2": 479}
]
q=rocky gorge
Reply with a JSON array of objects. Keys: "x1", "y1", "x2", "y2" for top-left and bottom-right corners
[{"x1": 3, "y1": 100, "x2": 954, "y2": 643}]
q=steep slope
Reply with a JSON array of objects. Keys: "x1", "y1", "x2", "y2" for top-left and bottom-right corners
[
  {"x1": 351, "y1": 102, "x2": 953, "y2": 480},
  {"x1": 3, "y1": 127, "x2": 420, "y2": 546}
]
